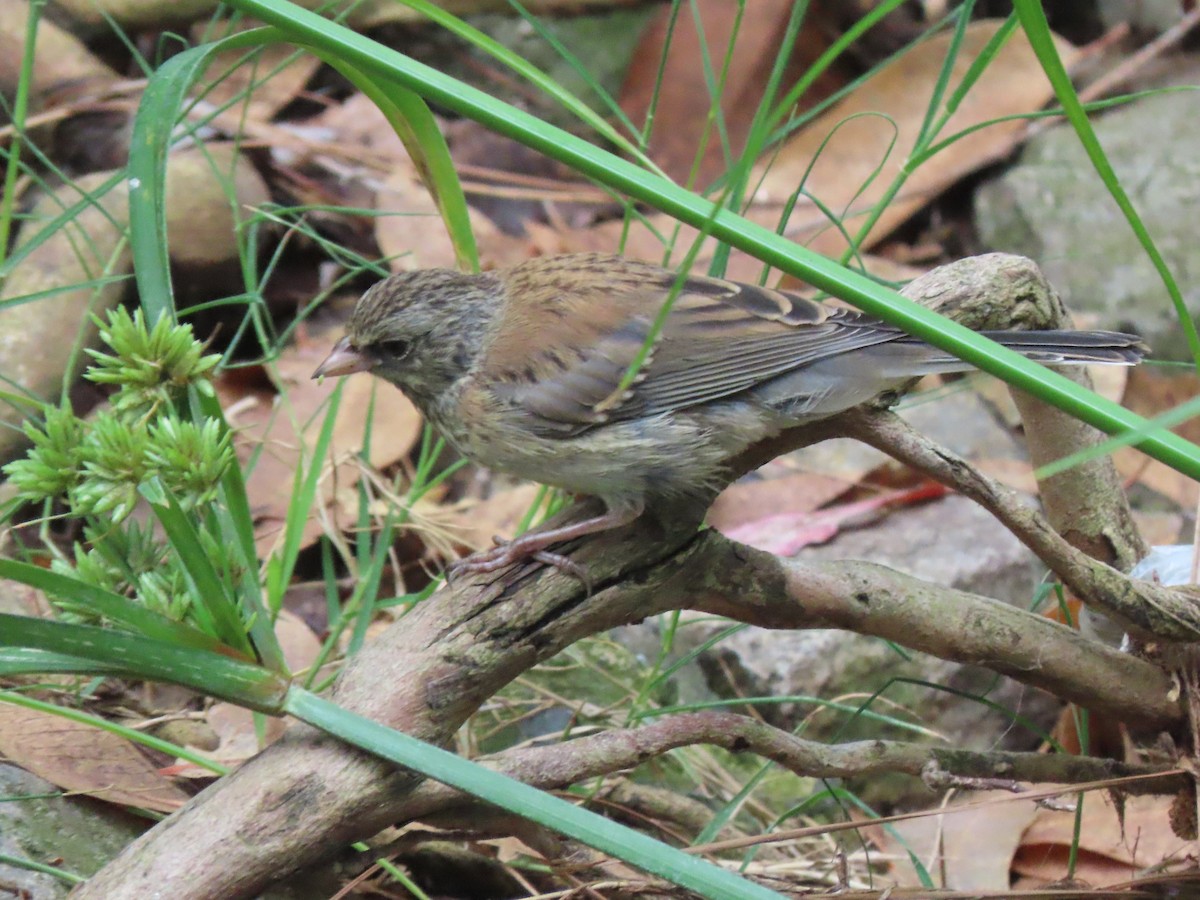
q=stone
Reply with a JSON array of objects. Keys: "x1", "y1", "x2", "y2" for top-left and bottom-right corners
[{"x1": 974, "y1": 77, "x2": 1200, "y2": 359}]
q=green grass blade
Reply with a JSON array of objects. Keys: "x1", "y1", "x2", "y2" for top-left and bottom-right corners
[
  {"x1": 126, "y1": 25, "x2": 279, "y2": 324},
  {"x1": 347, "y1": 513, "x2": 395, "y2": 656},
  {"x1": 0, "y1": 0, "x2": 41, "y2": 267},
  {"x1": 1036, "y1": 391, "x2": 1200, "y2": 480},
  {"x1": 0, "y1": 276, "x2": 134, "y2": 312},
  {"x1": 0, "y1": 172, "x2": 126, "y2": 281},
  {"x1": 396, "y1": 0, "x2": 662, "y2": 175},
  {"x1": 128, "y1": 32, "x2": 290, "y2": 670},
  {"x1": 765, "y1": 0, "x2": 912, "y2": 134},
  {"x1": 0, "y1": 690, "x2": 227, "y2": 776},
  {"x1": 140, "y1": 480, "x2": 254, "y2": 657},
  {"x1": 0, "y1": 613, "x2": 288, "y2": 712},
  {"x1": 191, "y1": 387, "x2": 286, "y2": 673},
  {"x1": 0, "y1": 647, "x2": 138, "y2": 678},
  {"x1": 127, "y1": 46, "x2": 211, "y2": 325},
  {"x1": 286, "y1": 688, "x2": 787, "y2": 900},
  {"x1": 0, "y1": 559, "x2": 239, "y2": 656}
]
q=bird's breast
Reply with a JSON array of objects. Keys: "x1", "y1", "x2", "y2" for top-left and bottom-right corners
[{"x1": 441, "y1": 385, "x2": 778, "y2": 505}]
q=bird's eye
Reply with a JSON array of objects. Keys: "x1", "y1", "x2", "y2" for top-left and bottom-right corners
[{"x1": 375, "y1": 339, "x2": 411, "y2": 359}]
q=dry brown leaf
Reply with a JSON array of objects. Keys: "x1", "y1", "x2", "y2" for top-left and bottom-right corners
[
  {"x1": 310, "y1": 94, "x2": 526, "y2": 271},
  {"x1": 971, "y1": 456, "x2": 1041, "y2": 494},
  {"x1": 194, "y1": 34, "x2": 321, "y2": 127},
  {"x1": 1131, "y1": 510, "x2": 1186, "y2": 547},
  {"x1": 167, "y1": 703, "x2": 290, "y2": 777},
  {"x1": 0, "y1": 577, "x2": 50, "y2": 617},
  {"x1": 375, "y1": 162, "x2": 478, "y2": 271},
  {"x1": 375, "y1": 159, "x2": 528, "y2": 272},
  {"x1": 715, "y1": 481, "x2": 947, "y2": 555},
  {"x1": 0, "y1": 703, "x2": 190, "y2": 813},
  {"x1": 303, "y1": 91, "x2": 409, "y2": 163},
  {"x1": 166, "y1": 616, "x2": 310, "y2": 777},
  {"x1": 876, "y1": 790, "x2": 1039, "y2": 889},
  {"x1": 220, "y1": 329, "x2": 423, "y2": 556},
  {"x1": 275, "y1": 607, "x2": 323, "y2": 676},
  {"x1": 755, "y1": 20, "x2": 1079, "y2": 258},
  {"x1": 1088, "y1": 361, "x2": 1131, "y2": 406},
  {"x1": 619, "y1": 0, "x2": 848, "y2": 186},
  {"x1": 708, "y1": 471, "x2": 851, "y2": 533},
  {"x1": 1115, "y1": 447, "x2": 1199, "y2": 509},
  {"x1": 1012, "y1": 792, "x2": 1200, "y2": 887}
]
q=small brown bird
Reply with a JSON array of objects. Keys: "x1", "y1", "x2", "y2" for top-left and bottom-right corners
[{"x1": 314, "y1": 253, "x2": 1144, "y2": 574}]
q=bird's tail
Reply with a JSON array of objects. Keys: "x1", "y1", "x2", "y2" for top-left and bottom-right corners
[
  {"x1": 978, "y1": 329, "x2": 1147, "y2": 365},
  {"x1": 884, "y1": 329, "x2": 1147, "y2": 375}
]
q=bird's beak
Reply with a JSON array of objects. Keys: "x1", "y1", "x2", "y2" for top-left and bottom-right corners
[{"x1": 313, "y1": 336, "x2": 377, "y2": 379}]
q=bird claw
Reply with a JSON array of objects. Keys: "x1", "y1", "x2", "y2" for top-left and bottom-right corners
[{"x1": 447, "y1": 534, "x2": 592, "y2": 592}]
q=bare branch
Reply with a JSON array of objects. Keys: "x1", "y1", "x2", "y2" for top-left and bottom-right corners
[
  {"x1": 681, "y1": 531, "x2": 1180, "y2": 727},
  {"x1": 396, "y1": 712, "x2": 1186, "y2": 825},
  {"x1": 841, "y1": 408, "x2": 1200, "y2": 641}
]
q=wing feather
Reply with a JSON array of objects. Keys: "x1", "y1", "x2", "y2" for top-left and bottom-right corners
[{"x1": 482, "y1": 254, "x2": 892, "y2": 437}]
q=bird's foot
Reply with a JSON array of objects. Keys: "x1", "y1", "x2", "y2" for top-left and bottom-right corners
[
  {"x1": 446, "y1": 501, "x2": 643, "y2": 591},
  {"x1": 448, "y1": 535, "x2": 592, "y2": 590}
]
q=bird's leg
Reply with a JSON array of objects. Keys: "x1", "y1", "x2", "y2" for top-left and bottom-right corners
[{"x1": 449, "y1": 498, "x2": 645, "y2": 579}]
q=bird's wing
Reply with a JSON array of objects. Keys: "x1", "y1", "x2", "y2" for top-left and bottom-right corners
[{"x1": 481, "y1": 254, "x2": 900, "y2": 436}]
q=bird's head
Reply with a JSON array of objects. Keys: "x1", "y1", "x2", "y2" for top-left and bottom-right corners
[{"x1": 313, "y1": 268, "x2": 500, "y2": 405}]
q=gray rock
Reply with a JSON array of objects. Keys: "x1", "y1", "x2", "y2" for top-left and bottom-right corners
[
  {"x1": 793, "y1": 492, "x2": 1042, "y2": 603},
  {"x1": 974, "y1": 82, "x2": 1200, "y2": 359},
  {"x1": 1098, "y1": 0, "x2": 1183, "y2": 33},
  {"x1": 0, "y1": 764, "x2": 144, "y2": 898},
  {"x1": 0, "y1": 761, "x2": 362, "y2": 899}
]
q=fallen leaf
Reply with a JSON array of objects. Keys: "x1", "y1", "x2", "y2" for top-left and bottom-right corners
[
  {"x1": 619, "y1": 0, "x2": 848, "y2": 185},
  {"x1": 375, "y1": 151, "x2": 528, "y2": 272},
  {"x1": 708, "y1": 471, "x2": 851, "y2": 533},
  {"x1": 1114, "y1": 366, "x2": 1200, "y2": 508},
  {"x1": 875, "y1": 790, "x2": 1039, "y2": 889},
  {"x1": 167, "y1": 702, "x2": 289, "y2": 777},
  {"x1": 972, "y1": 456, "x2": 1041, "y2": 494},
  {"x1": 1013, "y1": 792, "x2": 1200, "y2": 887},
  {"x1": 275, "y1": 607, "x2": 323, "y2": 676},
  {"x1": 443, "y1": 483, "x2": 551, "y2": 553},
  {"x1": 755, "y1": 20, "x2": 1079, "y2": 258},
  {"x1": 194, "y1": 32, "x2": 321, "y2": 127},
  {"x1": 0, "y1": 703, "x2": 190, "y2": 813},
  {"x1": 715, "y1": 481, "x2": 947, "y2": 556}
]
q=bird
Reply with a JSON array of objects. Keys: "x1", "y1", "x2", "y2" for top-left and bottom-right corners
[{"x1": 313, "y1": 252, "x2": 1145, "y2": 575}]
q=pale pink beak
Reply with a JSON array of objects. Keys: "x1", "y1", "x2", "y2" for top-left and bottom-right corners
[{"x1": 313, "y1": 336, "x2": 377, "y2": 378}]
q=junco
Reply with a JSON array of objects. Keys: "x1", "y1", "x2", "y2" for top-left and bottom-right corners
[{"x1": 314, "y1": 252, "x2": 1145, "y2": 574}]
